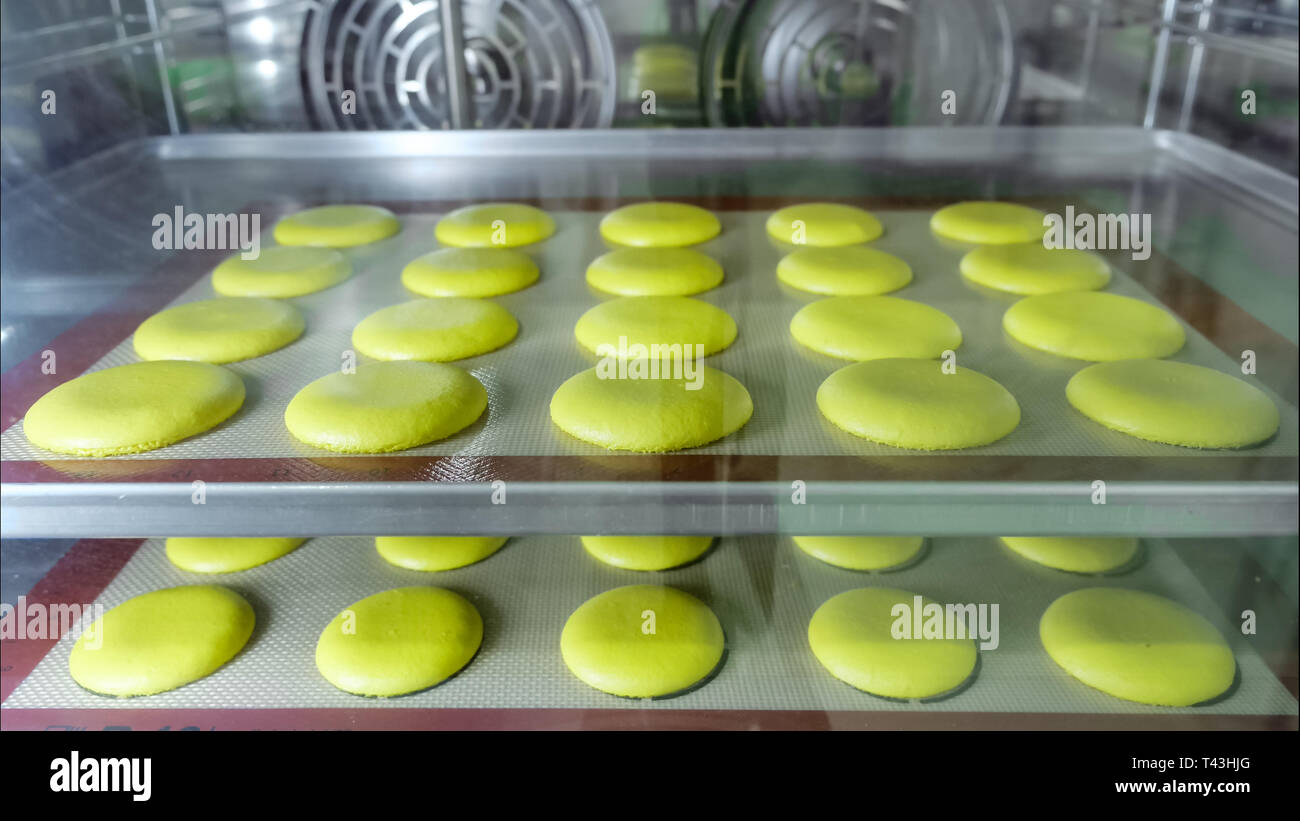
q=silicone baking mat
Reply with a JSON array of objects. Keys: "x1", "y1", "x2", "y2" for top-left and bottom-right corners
[
  {"x1": 2, "y1": 209, "x2": 1297, "y2": 478},
  {"x1": 2, "y1": 534, "x2": 1295, "y2": 729}
]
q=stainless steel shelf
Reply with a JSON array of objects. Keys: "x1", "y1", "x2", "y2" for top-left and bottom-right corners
[{"x1": 3, "y1": 480, "x2": 1297, "y2": 539}]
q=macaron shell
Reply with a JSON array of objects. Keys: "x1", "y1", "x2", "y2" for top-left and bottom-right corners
[
  {"x1": 581, "y1": 536, "x2": 714, "y2": 571},
  {"x1": 1003, "y1": 291, "x2": 1184, "y2": 361},
  {"x1": 560, "y1": 585, "x2": 725, "y2": 697},
  {"x1": 1040, "y1": 588, "x2": 1235, "y2": 706},
  {"x1": 599, "y1": 202, "x2": 721, "y2": 248},
  {"x1": 1066, "y1": 359, "x2": 1278, "y2": 448},
  {"x1": 273, "y1": 204, "x2": 400, "y2": 247},
  {"x1": 315, "y1": 587, "x2": 483, "y2": 697},
  {"x1": 817, "y1": 358, "x2": 1020, "y2": 450},
  {"x1": 133, "y1": 297, "x2": 304, "y2": 363},
  {"x1": 1000, "y1": 537, "x2": 1138, "y2": 574},
  {"x1": 212, "y1": 246, "x2": 352, "y2": 298},
  {"x1": 791, "y1": 296, "x2": 961, "y2": 361},
  {"x1": 793, "y1": 536, "x2": 925, "y2": 571},
  {"x1": 777, "y1": 245, "x2": 912, "y2": 295},
  {"x1": 931, "y1": 201, "x2": 1047, "y2": 245},
  {"x1": 351, "y1": 298, "x2": 518, "y2": 361},
  {"x1": 809, "y1": 587, "x2": 978, "y2": 699},
  {"x1": 766, "y1": 203, "x2": 883, "y2": 246},
  {"x1": 284, "y1": 361, "x2": 487, "y2": 453},
  {"x1": 586, "y1": 247, "x2": 723, "y2": 296},
  {"x1": 166, "y1": 538, "x2": 307, "y2": 573},
  {"x1": 549, "y1": 366, "x2": 753, "y2": 452},
  {"x1": 574, "y1": 296, "x2": 737, "y2": 359},
  {"x1": 435, "y1": 203, "x2": 555, "y2": 248},
  {"x1": 401, "y1": 247, "x2": 539, "y2": 297},
  {"x1": 960, "y1": 243, "x2": 1110, "y2": 294},
  {"x1": 376, "y1": 537, "x2": 509, "y2": 571},
  {"x1": 24, "y1": 361, "x2": 245, "y2": 457},
  {"x1": 69, "y1": 585, "x2": 255, "y2": 697}
]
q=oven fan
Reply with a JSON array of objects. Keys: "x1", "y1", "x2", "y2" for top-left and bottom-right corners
[
  {"x1": 701, "y1": 0, "x2": 1018, "y2": 127},
  {"x1": 301, "y1": 0, "x2": 615, "y2": 130}
]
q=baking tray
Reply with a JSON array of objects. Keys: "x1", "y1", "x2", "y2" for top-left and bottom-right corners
[
  {"x1": 2, "y1": 207, "x2": 1296, "y2": 537},
  {"x1": 1, "y1": 533, "x2": 1295, "y2": 730},
  {"x1": 2, "y1": 128, "x2": 1297, "y2": 538}
]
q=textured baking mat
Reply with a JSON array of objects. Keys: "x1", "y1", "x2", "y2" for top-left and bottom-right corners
[
  {"x1": 4, "y1": 534, "x2": 1295, "y2": 719},
  {"x1": 2, "y1": 210, "x2": 1297, "y2": 467}
]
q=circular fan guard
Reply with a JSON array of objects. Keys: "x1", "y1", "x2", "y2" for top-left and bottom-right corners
[
  {"x1": 701, "y1": 0, "x2": 1017, "y2": 127},
  {"x1": 301, "y1": 0, "x2": 615, "y2": 130}
]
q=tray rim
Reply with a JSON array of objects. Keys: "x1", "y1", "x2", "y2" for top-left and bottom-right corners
[{"x1": 14, "y1": 127, "x2": 1297, "y2": 221}]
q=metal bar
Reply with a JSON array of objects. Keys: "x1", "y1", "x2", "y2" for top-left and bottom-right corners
[
  {"x1": 0, "y1": 0, "x2": 310, "y2": 75},
  {"x1": 107, "y1": 128, "x2": 1292, "y2": 218},
  {"x1": 440, "y1": 0, "x2": 472, "y2": 129},
  {"x1": 1159, "y1": 20, "x2": 1300, "y2": 64},
  {"x1": 3, "y1": 481, "x2": 1296, "y2": 538},
  {"x1": 1178, "y1": 0, "x2": 1215, "y2": 132},
  {"x1": 1144, "y1": 0, "x2": 1180, "y2": 129},
  {"x1": 0, "y1": 16, "x2": 213, "y2": 74},
  {"x1": 1077, "y1": 1, "x2": 1102, "y2": 96},
  {"x1": 1175, "y1": 1, "x2": 1300, "y2": 28},
  {"x1": 7, "y1": 126, "x2": 1293, "y2": 233},
  {"x1": 144, "y1": 0, "x2": 182, "y2": 136},
  {"x1": 1057, "y1": 0, "x2": 1158, "y2": 27},
  {"x1": 989, "y1": 0, "x2": 1017, "y2": 125},
  {"x1": 0, "y1": 15, "x2": 124, "y2": 44},
  {"x1": 109, "y1": 0, "x2": 146, "y2": 119}
]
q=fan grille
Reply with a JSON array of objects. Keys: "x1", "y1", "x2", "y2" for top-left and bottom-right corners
[
  {"x1": 703, "y1": 0, "x2": 1016, "y2": 127},
  {"x1": 301, "y1": 0, "x2": 615, "y2": 130}
]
